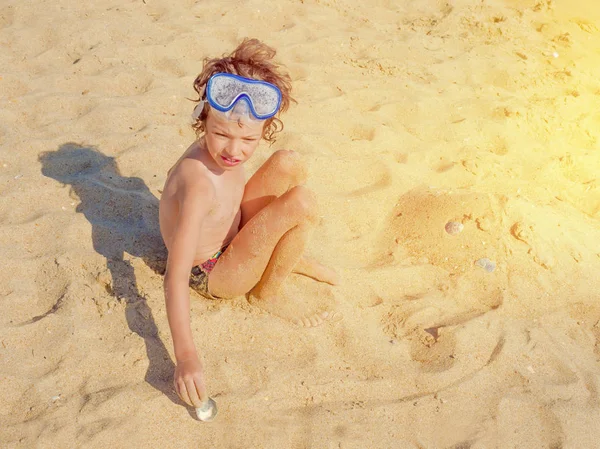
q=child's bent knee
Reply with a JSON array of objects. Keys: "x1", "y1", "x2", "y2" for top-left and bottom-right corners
[
  {"x1": 272, "y1": 150, "x2": 307, "y2": 183},
  {"x1": 286, "y1": 185, "x2": 318, "y2": 221},
  {"x1": 272, "y1": 149, "x2": 298, "y2": 165}
]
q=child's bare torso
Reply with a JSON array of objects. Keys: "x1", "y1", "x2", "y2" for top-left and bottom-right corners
[{"x1": 159, "y1": 141, "x2": 245, "y2": 265}]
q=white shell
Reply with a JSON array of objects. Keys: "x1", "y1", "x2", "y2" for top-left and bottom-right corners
[
  {"x1": 475, "y1": 258, "x2": 496, "y2": 272},
  {"x1": 195, "y1": 397, "x2": 218, "y2": 422},
  {"x1": 445, "y1": 221, "x2": 464, "y2": 235}
]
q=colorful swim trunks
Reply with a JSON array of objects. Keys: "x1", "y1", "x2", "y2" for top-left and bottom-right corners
[{"x1": 189, "y1": 246, "x2": 227, "y2": 300}]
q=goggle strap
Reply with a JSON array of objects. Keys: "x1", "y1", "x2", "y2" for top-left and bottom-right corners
[{"x1": 191, "y1": 101, "x2": 206, "y2": 121}]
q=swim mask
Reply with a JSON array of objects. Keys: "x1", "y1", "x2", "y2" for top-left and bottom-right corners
[{"x1": 192, "y1": 73, "x2": 282, "y2": 123}]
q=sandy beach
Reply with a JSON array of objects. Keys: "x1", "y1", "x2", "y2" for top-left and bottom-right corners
[{"x1": 2, "y1": 0, "x2": 600, "y2": 447}]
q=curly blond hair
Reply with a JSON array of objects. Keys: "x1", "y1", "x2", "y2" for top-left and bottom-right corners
[{"x1": 191, "y1": 38, "x2": 294, "y2": 143}]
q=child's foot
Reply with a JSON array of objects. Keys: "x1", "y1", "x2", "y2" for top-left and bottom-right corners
[
  {"x1": 293, "y1": 256, "x2": 340, "y2": 286},
  {"x1": 248, "y1": 281, "x2": 339, "y2": 327}
]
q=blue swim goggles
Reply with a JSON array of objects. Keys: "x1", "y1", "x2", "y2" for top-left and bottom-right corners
[{"x1": 194, "y1": 73, "x2": 282, "y2": 122}]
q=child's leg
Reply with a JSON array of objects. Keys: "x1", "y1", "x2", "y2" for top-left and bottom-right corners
[
  {"x1": 208, "y1": 185, "x2": 334, "y2": 327},
  {"x1": 241, "y1": 150, "x2": 338, "y2": 285},
  {"x1": 240, "y1": 150, "x2": 307, "y2": 226}
]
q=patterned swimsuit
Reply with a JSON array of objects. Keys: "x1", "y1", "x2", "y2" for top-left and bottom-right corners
[{"x1": 189, "y1": 246, "x2": 227, "y2": 299}]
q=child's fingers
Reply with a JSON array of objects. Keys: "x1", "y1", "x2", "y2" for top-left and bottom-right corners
[
  {"x1": 194, "y1": 376, "x2": 208, "y2": 403},
  {"x1": 185, "y1": 379, "x2": 202, "y2": 407},
  {"x1": 175, "y1": 379, "x2": 193, "y2": 406}
]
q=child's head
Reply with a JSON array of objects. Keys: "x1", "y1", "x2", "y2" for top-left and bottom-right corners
[{"x1": 192, "y1": 38, "x2": 293, "y2": 143}]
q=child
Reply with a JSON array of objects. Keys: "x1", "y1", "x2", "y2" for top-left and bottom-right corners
[{"x1": 159, "y1": 39, "x2": 339, "y2": 408}]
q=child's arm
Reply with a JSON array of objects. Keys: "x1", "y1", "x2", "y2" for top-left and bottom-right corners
[{"x1": 164, "y1": 175, "x2": 215, "y2": 407}]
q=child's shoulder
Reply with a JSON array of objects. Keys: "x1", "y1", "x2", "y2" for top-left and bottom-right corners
[{"x1": 167, "y1": 143, "x2": 215, "y2": 195}]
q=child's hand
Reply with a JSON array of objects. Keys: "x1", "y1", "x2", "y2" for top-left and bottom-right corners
[{"x1": 174, "y1": 357, "x2": 208, "y2": 407}]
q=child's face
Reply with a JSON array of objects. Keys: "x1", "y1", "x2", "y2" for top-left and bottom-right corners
[{"x1": 203, "y1": 109, "x2": 264, "y2": 170}]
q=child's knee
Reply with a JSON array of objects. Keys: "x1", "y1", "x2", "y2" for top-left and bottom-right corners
[
  {"x1": 286, "y1": 185, "x2": 318, "y2": 222},
  {"x1": 272, "y1": 150, "x2": 307, "y2": 184}
]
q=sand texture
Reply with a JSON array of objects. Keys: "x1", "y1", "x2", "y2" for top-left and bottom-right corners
[{"x1": 2, "y1": 0, "x2": 600, "y2": 447}]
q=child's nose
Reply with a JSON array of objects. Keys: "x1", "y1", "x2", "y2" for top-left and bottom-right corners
[{"x1": 227, "y1": 141, "x2": 243, "y2": 157}]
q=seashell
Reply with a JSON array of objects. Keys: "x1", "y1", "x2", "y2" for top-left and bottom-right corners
[
  {"x1": 195, "y1": 397, "x2": 218, "y2": 422},
  {"x1": 475, "y1": 258, "x2": 496, "y2": 272},
  {"x1": 445, "y1": 221, "x2": 464, "y2": 235}
]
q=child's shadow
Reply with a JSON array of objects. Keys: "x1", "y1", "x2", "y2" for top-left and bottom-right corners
[{"x1": 40, "y1": 143, "x2": 183, "y2": 405}]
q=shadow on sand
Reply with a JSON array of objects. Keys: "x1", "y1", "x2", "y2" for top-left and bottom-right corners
[{"x1": 39, "y1": 142, "x2": 184, "y2": 406}]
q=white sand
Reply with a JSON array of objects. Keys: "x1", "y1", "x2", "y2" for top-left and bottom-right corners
[{"x1": 2, "y1": 0, "x2": 600, "y2": 447}]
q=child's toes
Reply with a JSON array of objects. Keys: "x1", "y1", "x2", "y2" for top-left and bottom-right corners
[
  {"x1": 303, "y1": 316, "x2": 315, "y2": 327},
  {"x1": 310, "y1": 314, "x2": 323, "y2": 327},
  {"x1": 295, "y1": 315, "x2": 319, "y2": 327}
]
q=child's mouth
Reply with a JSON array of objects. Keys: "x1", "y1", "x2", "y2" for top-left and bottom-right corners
[{"x1": 221, "y1": 155, "x2": 240, "y2": 166}]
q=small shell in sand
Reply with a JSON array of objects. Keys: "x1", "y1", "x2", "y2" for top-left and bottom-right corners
[
  {"x1": 475, "y1": 258, "x2": 496, "y2": 272},
  {"x1": 195, "y1": 397, "x2": 218, "y2": 422},
  {"x1": 445, "y1": 221, "x2": 464, "y2": 235}
]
